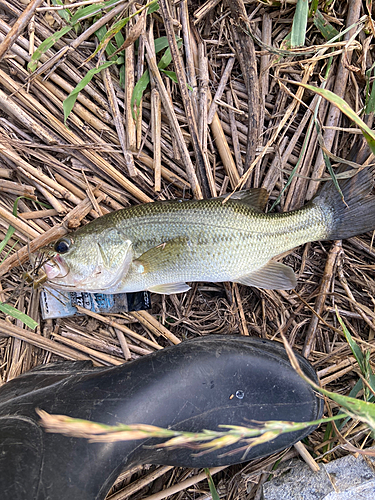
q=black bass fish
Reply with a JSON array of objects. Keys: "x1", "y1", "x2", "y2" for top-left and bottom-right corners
[{"x1": 43, "y1": 167, "x2": 375, "y2": 294}]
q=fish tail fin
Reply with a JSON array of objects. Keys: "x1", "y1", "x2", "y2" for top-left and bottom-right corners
[{"x1": 314, "y1": 166, "x2": 375, "y2": 240}]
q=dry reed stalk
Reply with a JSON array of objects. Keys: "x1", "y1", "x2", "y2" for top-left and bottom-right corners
[
  {"x1": 114, "y1": 328, "x2": 132, "y2": 360},
  {"x1": 74, "y1": 305, "x2": 163, "y2": 350},
  {"x1": 207, "y1": 56, "x2": 235, "y2": 124},
  {"x1": 198, "y1": 42, "x2": 208, "y2": 154},
  {"x1": 143, "y1": 32, "x2": 203, "y2": 199},
  {"x1": 101, "y1": 55, "x2": 132, "y2": 173},
  {"x1": 51, "y1": 332, "x2": 125, "y2": 366},
  {"x1": 0, "y1": 319, "x2": 95, "y2": 363},
  {"x1": 0, "y1": 205, "x2": 41, "y2": 239},
  {"x1": 0, "y1": 195, "x2": 101, "y2": 276},
  {"x1": 151, "y1": 88, "x2": 162, "y2": 191},
  {"x1": 136, "y1": 33, "x2": 145, "y2": 149},
  {"x1": 306, "y1": 0, "x2": 363, "y2": 200},
  {"x1": 107, "y1": 466, "x2": 174, "y2": 500},
  {"x1": 0, "y1": 0, "x2": 44, "y2": 61},
  {"x1": 124, "y1": 15, "x2": 137, "y2": 162},
  {"x1": 302, "y1": 241, "x2": 343, "y2": 358},
  {"x1": 228, "y1": 0, "x2": 260, "y2": 174},
  {"x1": 0, "y1": 167, "x2": 14, "y2": 179},
  {"x1": 0, "y1": 180, "x2": 35, "y2": 198},
  {"x1": 233, "y1": 283, "x2": 249, "y2": 336},
  {"x1": 19, "y1": 209, "x2": 59, "y2": 219},
  {"x1": 130, "y1": 310, "x2": 180, "y2": 344},
  {"x1": 193, "y1": 0, "x2": 222, "y2": 24},
  {"x1": 226, "y1": 89, "x2": 243, "y2": 176},
  {"x1": 159, "y1": 0, "x2": 215, "y2": 198},
  {"x1": 180, "y1": 0, "x2": 198, "y2": 100}
]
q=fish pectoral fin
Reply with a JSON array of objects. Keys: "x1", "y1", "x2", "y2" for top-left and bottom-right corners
[
  {"x1": 235, "y1": 261, "x2": 297, "y2": 290},
  {"x1": 135, "y1": 237, "x2": 191, "y2": 273},
  {"x1": 148, "y1": 283, "x2": 191, "y2": 294}
]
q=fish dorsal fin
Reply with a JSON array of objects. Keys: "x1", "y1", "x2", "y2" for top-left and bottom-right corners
[
  {"x1": 134, "y1": 237, "x2": 191, "y2": 274},
  {"x1": 217, "y1": 189, "x2": 269, "y2": 212},
  {"x1": 234, "y1": 261, "x2": 296, "y2": 290},
  {"x1": 148, "y1": 283, "x2": 191, "y2": 294}
]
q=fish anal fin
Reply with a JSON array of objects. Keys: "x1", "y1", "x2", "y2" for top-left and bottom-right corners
[
  {"x1": 235, "y1": 261, "x2": 296, "y2": 290},
  {"x1": 148, "y1": 283, "x2": 191, "y2": 294}
]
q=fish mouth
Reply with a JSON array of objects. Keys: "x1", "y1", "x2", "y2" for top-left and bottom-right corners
[{"x1": 44, "y1": 255, "x2": 69, "y2": 280}]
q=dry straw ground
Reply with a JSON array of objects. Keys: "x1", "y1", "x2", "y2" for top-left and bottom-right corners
[{"x1": 1, "y1": 0, "x2": 375, "y2": 498}]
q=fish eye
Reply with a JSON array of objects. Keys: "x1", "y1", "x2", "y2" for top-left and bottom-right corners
[{"x1": 54, "y1": 238, "x2": 71, "y2": 254}]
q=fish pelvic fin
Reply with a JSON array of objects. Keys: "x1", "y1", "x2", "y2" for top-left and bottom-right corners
[
  {"x1": 234, "y1": 261, "x2": 297, "y2": 290},
  {"x1": 314, "y1": 166, "x2": 375, "y2": 240},
  {"x1": 148, "y1": 283, "x2": 191, "y2": 294}
]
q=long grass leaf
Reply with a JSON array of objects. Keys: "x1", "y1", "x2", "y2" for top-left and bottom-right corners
[
  {"x1": 336, "y1": 309, "x2": 365, "y2": 372},
  {"x1": 52, "y1": 0, "x2": 71, "y2": 22},
  {"x1": 296, "y1": 83, "x2": 375, "y2": 154},
  {"x1": 313, "y1": 10, "x2": 339, "y2": 41},
  {"x1": 291, "y1": 0, "x2": 309, "y2": 48},
  {"x1": 205, "y1": 469, "x2": 220, "y2": 500},
  {"x1": 159, "y1": 69, "x2": 178, "y2": 83},
  {"x1": 69, "y1": 0, "x2": 119, "y2": 25},
  {"x1": 28, "y1": 26, "x2": 72, "y2": 72},
  {"x1": 154, "y1": 36, "x2": 170, "y2": 54},
  {"x1": 131, "y1": 38, "x2": 182, "y2": 118},
  {"x1": 63, "y1": 61, "x2": 115, "y2": 122},
  {"x1": 0, "y1": 303, "x2": 38, "y2": 330},
  {"x1": 131, "y1": 70, "x2": 150, "y2": 119},
  {"x1": 0, "y1": 196, "x2": 49, "y2": 254},
  {"x1": 315, "y1": 122, "x2": 344, "y2": 199}
]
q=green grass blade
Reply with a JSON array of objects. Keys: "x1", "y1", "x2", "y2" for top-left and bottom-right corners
[
  {"x1": 131, "y1": 38, "x2": 182, "y2": 119},
  {"x1": 95, "y1": 25, "x2": 119, "y2": 59},
  {"x1": 63, "y1": 61, "x2": 115, "y2": 122},
  {"x1": 0, "y1": 196, "x2": 49, "y2": 254},
  {"x1": 51, "y1": 0, "x2": 71, "y2": 22},
  {"x1": 159, "y1": 69, "x2": 178, "y2": 83},
  {"x1": 69, "y1": 0, "x2": 118, "y2": 25},
  {"x1": 0, "y1": 225, "x2": 16, "y2": 254},
  {"x1": 365, "y1": 64, "x2": 375, "y2": 114},
  {"x1": 0, "y1": 303, "x2": 38, "y2": 330},
  {"x1": 315, "y1": 122, "x2": 344, "y2": 199},
  {"x1": 204, "y1": 469, "x2": 220, "y2": 500},
  {"x1": 154, "y1": 36, "x2": 170, "y2": 54},
  {"x1": 90, "y1": 15, "x2": 130, "y2": 62},
  {"x1": 131, "y1": 70, "x2": 150, "y2": 119},
  {"x1": 309, "y1": 0, "x2": 319, "y2": 15},
  {"x1": 336, "y1": 309, "x2": 365, "y2": 373},
  {"x1": 296, "y1": 83, "x2": 375, "y2": 154},
  {"x1": 313, "y1": 9, "x2": 339, "y2": 41},
  {"x1": 291, "y1": 0, "x2": 309, "y2": 48},
  {"x1": 28, "y1": 26, "x2": 72, "y2": 72},
  {"x1": 147, "y1": 0, "x2": 159, "y2": 14}
]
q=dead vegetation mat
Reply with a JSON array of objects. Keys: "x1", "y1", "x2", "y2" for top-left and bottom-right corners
[{"x1": 1, "y1": 0, "x2": 375, "y2": 498}]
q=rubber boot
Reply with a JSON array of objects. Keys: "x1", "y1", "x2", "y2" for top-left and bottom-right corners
[{"x1": 0, "y1": 335, "x2": 323, "y2": 499}]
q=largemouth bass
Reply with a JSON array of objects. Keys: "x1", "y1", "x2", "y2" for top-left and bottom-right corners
[{"x1": 43, "y1": 167, "x2": 375, "y2": 294}]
